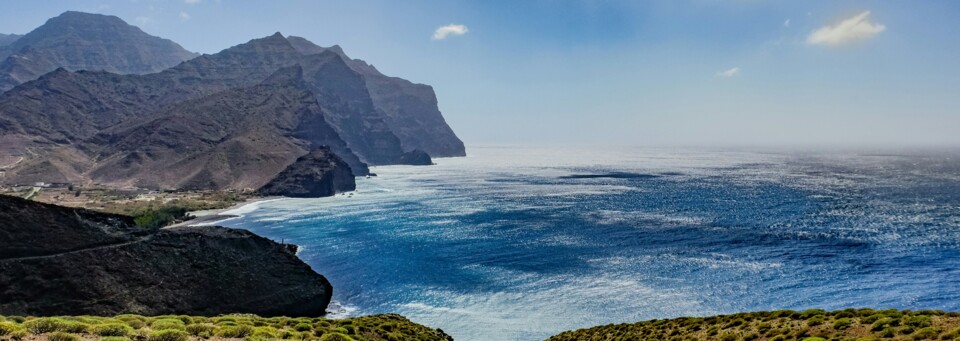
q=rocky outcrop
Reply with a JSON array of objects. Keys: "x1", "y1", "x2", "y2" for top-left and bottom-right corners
[
  {"x1": 0, "y1": 12, "x2": 196, "y2": 92},
  {"x1": 399, "y1": 149, "x2": 434, "y2": 166},
  {"x1": 258, "y1": 147, "x2": 356, "y2": 198},
  {"x1": 0, "y1": 194, "x2": 333, "y2": 316}
]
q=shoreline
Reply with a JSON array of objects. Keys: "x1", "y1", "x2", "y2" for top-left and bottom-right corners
[{"x1": 169, "y1": 196, "x2": 283, "y2": 228}]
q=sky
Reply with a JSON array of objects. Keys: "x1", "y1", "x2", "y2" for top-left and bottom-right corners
[{"x1": 1, "y1": 0, "x2": 959, "y2": 148}]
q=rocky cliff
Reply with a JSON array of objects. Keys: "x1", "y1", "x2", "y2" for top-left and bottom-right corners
[
  {"x1": 0, "y1": 194, "x2": 333, "y2": 316},
  {"x1": 0, "y1": 14, "x2": 465, "y2": 192},
  {"x1": 258, "y1": 146, "x2": 356, "y2": 198},
  {"x1": 0, "y1": 12, "x2": 196, "y2": 92}
]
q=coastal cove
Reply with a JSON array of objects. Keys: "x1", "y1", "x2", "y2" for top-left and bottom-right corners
[{"x1": 208, "y1": 146, "x2": 960, "y2": 341}]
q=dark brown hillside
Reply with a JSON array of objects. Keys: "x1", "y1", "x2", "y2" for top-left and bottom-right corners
[
  {"x1": 87, "y1": 66, "x2": 365, "y2": 190},
  {"x1": 0, "y1": 194, "x2": 333, "y2": 316}
]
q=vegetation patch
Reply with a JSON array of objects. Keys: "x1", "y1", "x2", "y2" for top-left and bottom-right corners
[
  {"x1": 0, "y1": 314, "x2": 451, "y2": 341},
  {"x1": 548, "y1": 309, "x2": 960, "y2": 341}
]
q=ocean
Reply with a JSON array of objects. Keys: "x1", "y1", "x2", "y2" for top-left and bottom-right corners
[{"x1": 213, "y1": 146, "x2": 960, "y2": 340}]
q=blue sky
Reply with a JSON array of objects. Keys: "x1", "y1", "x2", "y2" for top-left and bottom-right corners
[{"x1": 2, "y1": 1, "x2": 959, "y2": 148}]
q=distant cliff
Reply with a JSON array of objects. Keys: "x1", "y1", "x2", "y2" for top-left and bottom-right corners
[{"x1": 0, "y1": 195, "x2": 333, "y2": 316}]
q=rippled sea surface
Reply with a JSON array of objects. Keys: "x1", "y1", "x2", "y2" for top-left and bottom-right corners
[{"x1": 216, "y1": 147, "x2": 960, "y2": 340}]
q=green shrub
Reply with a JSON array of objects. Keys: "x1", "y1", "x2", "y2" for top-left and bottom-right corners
[
  {"x1": 906, "y1": 315, "x2": 933, "y2": 328},
  {"x1": 215, "y1": 325, "x2": 254, "y2": 338},
  {"x1": 133, "y1": 207, "x2": 189, "y2": 229},
  {"x1": 801, "y1": 338, "x2": 826, "y2": 341},
  {"x1": 319, "y1": 333, "x2": 355, "y2": 341},
  {"x1": 48, "y1": 332, "x2": 80, "y2": 341},
  {"x1": 60, "y1": 321, "x2": 91, "y2": 333},
  {"x1": 878, "y1": 327, "x2": 896, "y2": 338},
  {"x1": 862, "y1": 314, "x2": 885, "y2": 324},
  {"x1": 872, "y1": 317, "x2": 897, "y2": 331},
  {"x1": 807, "y1": 315, "x2": 825, "y2": 326},
  {"x1": 0, "y1": 322, "x2": 21, "y2": 336},
  {"x1": 150, "y1": 319, "x2": 186, "y2": 331},
  {"x1": 185, "y1": 323, "x2": 215, "y2": 336},
  {"x1": 251, "y1": 326, "x2": 279, "y2": 338},
  {"x1": 93, "y1": 323, "x2": 135, "y2": 336},
  {"x1": 800, "y1": 309, "x2": 827, "y2": 319},
  {"x1": 294, "y1": 323, "x2": 313, "y2": 332},
  {"x1": 833, "y1": 317, "x2": 853, "y2": 330},
  {"x1": 912, "y1": 327, "x2": 938, "y2": 339},
  {"x1": 147, "y1": 329, "x2": 189, "y2": 341},
  {"x1": 24, "y1": 317, "x2": 66, "y2": 334}
]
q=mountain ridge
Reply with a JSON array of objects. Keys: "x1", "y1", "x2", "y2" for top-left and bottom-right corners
[
  {"x1": 0, "y1": 11, "x2": 197, "y2": 92},
  {"x1": 0, "y1": 13, "x2": 464, "y2": 194}
]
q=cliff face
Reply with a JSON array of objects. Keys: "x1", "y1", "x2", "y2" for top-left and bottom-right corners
[
  {"x1": 287, "y1": 36, "x2": 466, "y2": 157},
  {"x1": 0, "y1": 195, "x2": 333, "y2": 316},
  {"x1": 0, "y1": 12, "x2": 196, "y2": 92},
  {"x1": 258, "y1": 146, "x2": 356, "y2": 198}
]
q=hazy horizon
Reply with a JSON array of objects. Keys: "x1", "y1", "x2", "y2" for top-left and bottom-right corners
[{"x1": 2, "y1": 0, "x2": 958, "y2": 148}]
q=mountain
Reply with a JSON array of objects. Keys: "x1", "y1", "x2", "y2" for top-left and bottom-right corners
[
  {"x1": 0, "y1": 11, "x2": 196, "y2": 92},
  {"x1": 86, "y1": 66, "x2": 368, "y2": 190},
  {"x1": 0, "y1": 17, "x2": 464, "y2": 193},
  {"x1": 0, "y1": 195, "x2": 332, "y2": 316},
  {"x1": 0, "y1": 33, "x2": 21, "y2": 47},
  {"x1": 288, "y1": 36, "x2": 466, "y2": 157}
]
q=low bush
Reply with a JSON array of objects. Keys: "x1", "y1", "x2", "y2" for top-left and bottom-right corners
[
  {"x1": 148, "y1": 329, "x2": 189, "y2": 341},
  {"x1": 807, "y1": 315, "x2": 825, "y2": 326},
  {"x1": 906, "y1": 315, "x2": 933, "y2": 328},
  {"x1": 93, "y1": 323, "x2": 135, "y2": 336},
  {"x1": 47, "y1": 332, "x2": 80, "y2": 341},
  {"x1": 833, "y1": 317, "x2": 853, "y2": 330},
  {"x1": 0, "y1": 322, "x2": 21, "y2": 336},
  {"x1": 59, "y1": 321, "x2": 91, "y2": 334},
  {"x1": 150, "y1": 319, "x2": 186, "y2": 331},
  {"x1": 23, "y1": 317, "x2": 65, "y2": 334},
  {"x1": 912, "y1": 327, "x2": 938, "y2": 339},
  {"x1": 185, "y1": 323, "x2": 216, "y2": 336},
  {"x1": 133, "y1": 207, "x2": 190, "y2": 229}
]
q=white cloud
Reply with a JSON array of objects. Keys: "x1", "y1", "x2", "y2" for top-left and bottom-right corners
[
  {"x1": 716, "y1": 67, "x2": 740, "y2": 78},
  {"x1": 179, "y1": 11, "x2": 190, "y2": 21},
  {"x1": 432, "y1": 24, "x2": 469, "y2": 40},
  {"x1": 184, "y1": 0, "x2": 200, "y2": 4},
  {"x1": 807, "y1": 11, "x2": 885, "y2": 46},
  {"x1": 783, "y1": 19, "x2": 790, "y2": 27}
]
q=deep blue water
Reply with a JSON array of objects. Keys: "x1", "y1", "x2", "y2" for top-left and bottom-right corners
[{"x1": 214, "y1": 147, "x2": 960, "y2": 340}]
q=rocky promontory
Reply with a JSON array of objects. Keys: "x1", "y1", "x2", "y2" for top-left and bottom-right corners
[
  {"x1": 258, "y1": 146, "x2": 357, "y2": 198},
  {"x1": 0, "y1": 195, "x2": 332, "y2": 317}
]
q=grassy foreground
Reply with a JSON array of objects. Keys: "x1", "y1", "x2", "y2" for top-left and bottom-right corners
[
  {"x1": 0, "y1": 314, "x2": 451, "y2": 341},
  {"x1": 548, "y1": 309, "x2": 960, "y2": 341}
]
